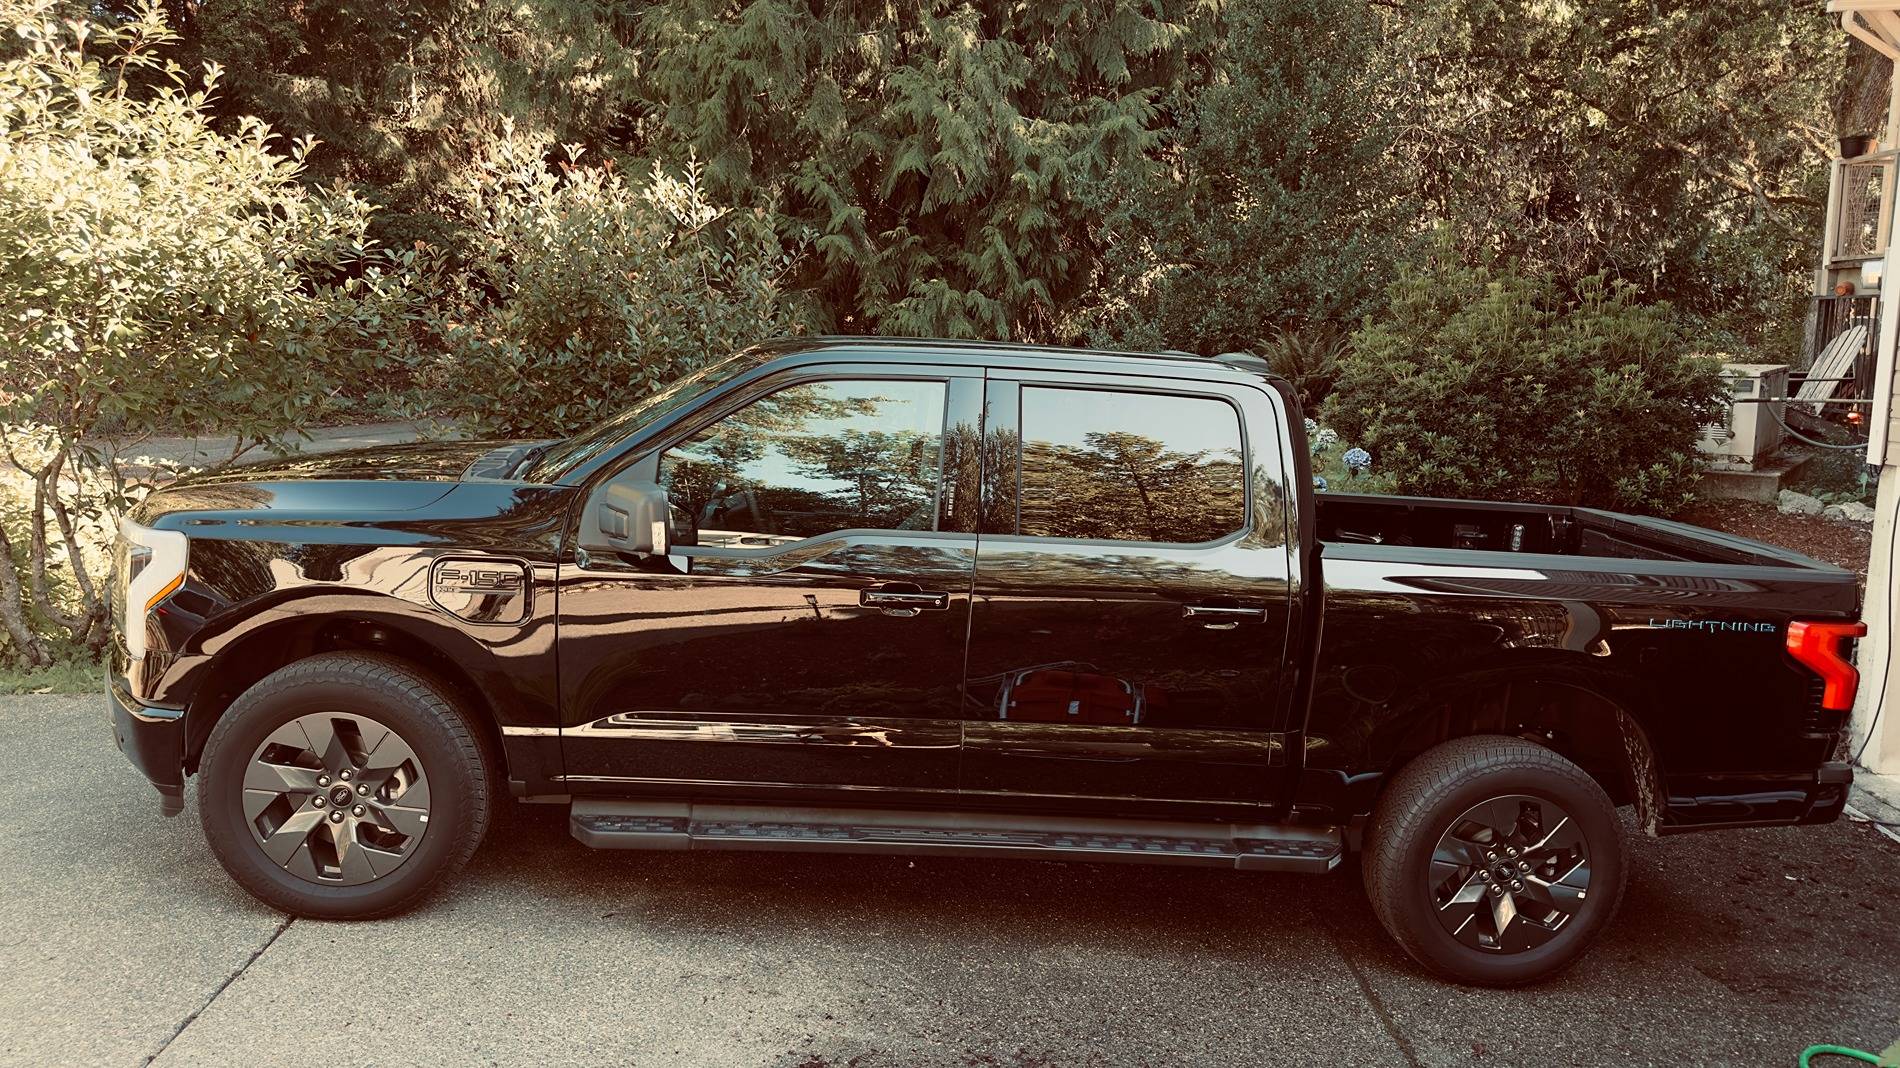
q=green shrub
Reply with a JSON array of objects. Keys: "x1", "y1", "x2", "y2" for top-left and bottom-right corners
[
  {"x1": 412, "y1": 126, "x2": 814, "y2": 439},
  {"x1": 0, "y1": 0, "x2": 389, "y2": 663},
  {"x1": 1325, "y1": 252, "x2": 1724, "y2": 514}
]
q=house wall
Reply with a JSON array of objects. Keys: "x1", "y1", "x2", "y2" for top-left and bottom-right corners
[{"x1": 1855, "y1": 467, "x2": 1899, "y2": 774}]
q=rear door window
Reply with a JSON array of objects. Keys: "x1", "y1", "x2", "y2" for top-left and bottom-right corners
[{"x1": 1016, "y1": 387, "x2": 1247, "y2": 544}]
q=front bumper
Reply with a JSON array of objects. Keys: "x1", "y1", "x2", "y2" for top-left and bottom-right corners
[{"x1": 108, "y1": 679, "x2": 186, "y2": 817}]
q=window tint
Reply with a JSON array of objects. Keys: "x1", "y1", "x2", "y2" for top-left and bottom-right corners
[
  {"x1": 1018, "y1": 387, "x2": 1246, "y2": 544},
  {"x1": 660, "y1": 379, "x2": 947, "y2": 546}
]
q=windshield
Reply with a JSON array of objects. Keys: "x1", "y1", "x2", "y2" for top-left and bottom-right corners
[{"x1": 522, "y1": 350, "x2": 769, "y2": 481}]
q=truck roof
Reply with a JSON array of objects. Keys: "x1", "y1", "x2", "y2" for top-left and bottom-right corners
[{"x1": 754, "y1": 335, "x2": 1282, "y2": 384}]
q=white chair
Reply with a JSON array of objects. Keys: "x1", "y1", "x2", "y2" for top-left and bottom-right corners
[{"x1": 1795, "y1": 323, "x2": 1869, "y2": 414}]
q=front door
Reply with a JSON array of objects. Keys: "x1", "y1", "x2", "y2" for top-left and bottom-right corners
[
  {"x1": 960, "y1": 371, "x2": 1297, "y2": 810},
  {"x1": 557, "y1": 368, "x2": 983, "y2": 801}
]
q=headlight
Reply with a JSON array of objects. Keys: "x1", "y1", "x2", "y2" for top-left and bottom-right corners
[{"x1": 113, "y1": 518, "x2": 188, "y2": 660}]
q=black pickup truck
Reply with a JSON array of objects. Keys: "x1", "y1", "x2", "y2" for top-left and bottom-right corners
[{"x1": 108, "y1": 337, "x2": 1864, "y2": 985}]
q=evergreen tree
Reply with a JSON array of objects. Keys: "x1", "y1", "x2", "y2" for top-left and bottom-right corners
[
  {"x1": 630, "y1": 0, "x2": 1219, "y2": 340},
  {"x1": 1094, "y1": 0, "x2": 1415, "y2": 353}
]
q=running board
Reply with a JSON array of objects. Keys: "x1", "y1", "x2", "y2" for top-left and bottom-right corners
[{"x1": 569, "y1": 800, "x2": 1341, "y2": 874}]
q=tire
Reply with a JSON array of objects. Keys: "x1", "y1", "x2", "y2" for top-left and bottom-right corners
[
  {"x1": 197, "y1": 652, "x2": 494, "y2": 918},
  {"x1": 1362, "y1": 735, "x2": 1627, "y2": 986}
]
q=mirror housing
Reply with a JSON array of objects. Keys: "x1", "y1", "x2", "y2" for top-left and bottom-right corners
[{"x1": 592, "y1": 479, "x2": 673, "y2": 555}]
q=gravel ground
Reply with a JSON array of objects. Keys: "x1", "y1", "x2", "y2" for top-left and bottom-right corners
[
  {"x1": 1, "y1": 695, "x2": 1896, "y2": 1067},
  {"x1": 1678, "y1": 499, "x2": 1876, "y2": 580}
]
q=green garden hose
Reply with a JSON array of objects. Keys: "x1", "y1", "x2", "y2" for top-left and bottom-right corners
[{"x1": 1799, "y1": 1045, "x2": 1881, "y2": 1066}]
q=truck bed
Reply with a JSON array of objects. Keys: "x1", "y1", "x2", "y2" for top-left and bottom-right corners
[{"x1": 1315, "y1": 491, "x2": 1841, "y2": 570}]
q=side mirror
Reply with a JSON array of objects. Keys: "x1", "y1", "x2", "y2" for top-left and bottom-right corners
[{"x1": 593, "y1": 479, "x2": 674, "y2": 556}]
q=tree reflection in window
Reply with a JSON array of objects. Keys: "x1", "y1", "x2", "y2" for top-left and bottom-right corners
[
  {"x1": 660, "y1": 380, "x2": 946, "y2": 545},
  {"x1": 1019, "y1": 388, "x2": 1246, "y2": 544}
]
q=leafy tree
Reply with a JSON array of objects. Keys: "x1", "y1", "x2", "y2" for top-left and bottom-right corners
[
  {"x1": 1390, "y1": 0, "x2": 1841, "y2": 355},
  {"x1": 1326, "y1": 247, "x2": 1725, "y2": 513},
  {"x1": 139, "y1": 0, "x2": 1859, "y2": 365},
  {"x1": 411, "y1": 124, "x2": 814, "y2": 438},
  {"x1": 173, "y1": 0, "x2": 644, "y2": 248},
  {"x1": 0, "y1": 0, "x2": 389, "y2": 664}
]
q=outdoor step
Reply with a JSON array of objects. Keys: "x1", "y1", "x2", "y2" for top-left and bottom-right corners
[{"x1": 569, "y1": 799, "x2": 1341, "y2": 873}]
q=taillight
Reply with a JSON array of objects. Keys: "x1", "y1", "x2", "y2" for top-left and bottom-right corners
[{"x1": 1786, "y1": 620, "x2": 1867, "y2": 711}]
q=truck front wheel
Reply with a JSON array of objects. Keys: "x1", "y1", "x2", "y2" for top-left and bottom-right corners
[
  {"x1": 196, "y1": 653, "x2": 494, "y2": 918},
  {"x1": 1362, "y1": 735, "x2": 1627, "y2": 986}
]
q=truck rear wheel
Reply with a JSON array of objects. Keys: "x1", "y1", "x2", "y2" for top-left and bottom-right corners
[
  {"x1": 197, "y1": 653, "x2": 493, "y2": 918},
  {"x1": 1362, "y1": 735, "x2": 1627, "y2": 986}
]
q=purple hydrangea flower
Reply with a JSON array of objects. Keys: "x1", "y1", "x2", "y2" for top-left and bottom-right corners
[{"x1": 1313, "y1": 474, "x2": 1329, "y2": 491}]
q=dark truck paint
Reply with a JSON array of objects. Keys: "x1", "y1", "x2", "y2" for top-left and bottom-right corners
[{"x1": 106, "y1": 337, "x2": 1862, "y2": 981}]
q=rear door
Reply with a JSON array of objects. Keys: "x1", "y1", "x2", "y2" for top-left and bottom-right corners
[{"x1": 960, "y1": 369, "x2": 1298, "y2": 809}]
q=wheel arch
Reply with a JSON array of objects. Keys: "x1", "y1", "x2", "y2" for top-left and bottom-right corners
[
  {"x1": 176, "y1": 601, "x2": 509, "y2": 782},
  {"x1": 1370, "y1": 670, "x2": 1666, "y2": 835}
]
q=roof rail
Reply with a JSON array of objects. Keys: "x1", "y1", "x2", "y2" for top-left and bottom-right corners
[{"x1": 1213, "y1": 351, "x2": 1273, "y2": 375}]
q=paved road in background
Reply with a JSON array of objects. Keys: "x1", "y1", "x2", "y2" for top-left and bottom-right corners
[
  {"x1": 3, "y1": 695, "x2": 1896, "y2": 1067},
  {"x1": 113, "y1": 420, "x2": 448, "y2": 470}
]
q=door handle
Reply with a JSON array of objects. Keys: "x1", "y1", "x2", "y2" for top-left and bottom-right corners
[
  {"x1": 1182, "y1": 603, "x2": 1267, "y2": 630},
  {"x1": 861, "y1": 583, "x2": 950, "y2": 618}
]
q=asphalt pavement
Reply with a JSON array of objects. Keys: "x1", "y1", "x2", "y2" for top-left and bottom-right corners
[{"x1": 2, "y1": 694, "x2": 1896, "y2": 1067}]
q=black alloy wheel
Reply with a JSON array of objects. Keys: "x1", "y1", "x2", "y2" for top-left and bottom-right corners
[
  {"x1": 1363, "y1": 735, "x2": 1627, "y2": 986},
  {"x1": 1428, "y1": 793, "x2": 1591, "y2": 953}
]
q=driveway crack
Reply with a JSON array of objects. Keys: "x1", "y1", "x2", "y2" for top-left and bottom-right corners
[
  {"x1": 142, "y1": 915, "x2": 294, "y2": 1066},
  {"x1": 1317, "y1": 900, "x2": 1424, "y2": 1068}
]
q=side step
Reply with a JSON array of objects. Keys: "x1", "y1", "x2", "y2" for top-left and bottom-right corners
[{"x1": 569, "y1": 800, "x2": 1341, "y2": 874}]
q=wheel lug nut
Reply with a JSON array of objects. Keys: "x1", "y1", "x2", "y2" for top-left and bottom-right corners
[
  {"x1": 329, "y1": 810, "x2": 344, "y2": 823},
  {"x1": 352, "y1": 805, "x2": 365, "y2": 817},
  {"x1": 1478, "y1": 870, "x2": 1492, "y2": 882},
  {"x1": 339, "y1": 769, "x2": 352, "y2": 781},
  {"x1": 1488, "y1": 884, "x2": 1504, "y2": 897},
  {"x1": 356, "y1": 784, "x2": 369, "y2": 796},
  {"x1": 1485, "y1": 850, "x2": 1497, "y2": 861},
  {"x1": 317, "y1": 775, "x2": 331, "y2": 787},
  {"x1": 1517, "y1": 860, "x2": 1530, "y2": 872},
  {"x1": 1511, "y1": 880, "x2": 1523, "y2": 891},
  {"x1": 312, "y1": 796, "x2": 325, "y2": 808}
]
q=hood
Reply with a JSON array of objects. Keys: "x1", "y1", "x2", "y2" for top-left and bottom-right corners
[
  {"x1": 130, "y1": 439, "x2": 553, "y2": 526},
  {"x1": 178, "y1": 439, "x2": 528, "y2": 486}
]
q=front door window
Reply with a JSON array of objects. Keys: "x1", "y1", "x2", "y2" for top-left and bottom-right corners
[{"x1": 660, "y1": 379, "x2": 947, "y2": 547}]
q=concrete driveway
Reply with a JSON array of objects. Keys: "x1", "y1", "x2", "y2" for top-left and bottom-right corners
[{"x1": 3, "y1": 695, "x2": 1896, "y2": 1067}]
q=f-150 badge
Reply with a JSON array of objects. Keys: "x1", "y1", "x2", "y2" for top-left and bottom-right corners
[{"x1": 430, "y1": 559, "x2": 528, "y2": 625}]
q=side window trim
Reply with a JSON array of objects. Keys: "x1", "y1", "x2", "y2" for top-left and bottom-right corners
[{"x1": 981, "y1": 375, "x2": 1258, "y2": 549}]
